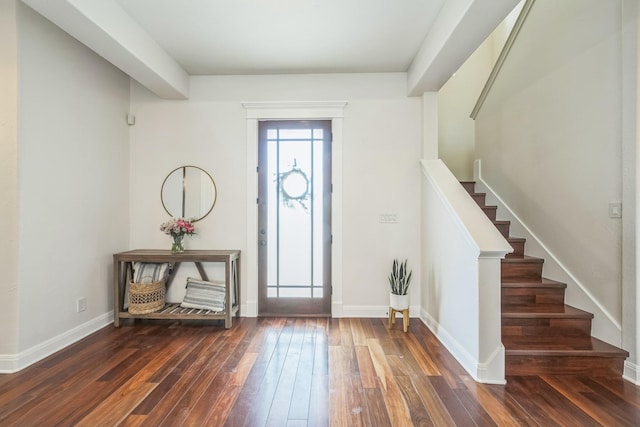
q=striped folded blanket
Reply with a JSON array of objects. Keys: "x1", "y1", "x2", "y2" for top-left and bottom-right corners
[
  {"x1": 180, "y1": 277, "x2": 226, "y2": 312},
  {"x1": 132, "y1": 262, "x2": 169, "y2": 283}
]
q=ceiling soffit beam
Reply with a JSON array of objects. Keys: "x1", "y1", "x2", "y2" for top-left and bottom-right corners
[
  {"x1": 407, "y1": 0, "x2": 521, "y2": 96},
  {"x1": 21, "y1": 0, "x2": 189, "y2": 99}
]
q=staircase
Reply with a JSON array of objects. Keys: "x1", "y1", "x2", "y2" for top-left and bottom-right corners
[{"x1": 461, "y1": 181, "x2": 629, "y2": 376}]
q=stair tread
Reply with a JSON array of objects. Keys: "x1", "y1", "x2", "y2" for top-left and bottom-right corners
[
  {"x1": 494, "y1": 220, "x2": 510, "y2": 225},
  {"x1": 461, "y1": 182, "x2": 477, "y2": 194},
  {"x1": 501, "y1": 278, "x2": 567, "y2": 288},
  {"x1": 502, "y1": 255, "x2": 544, "y2": 264},
  {"x1": 503, "y1": 336, "x2": 629, "y2": 357},
  {"x1": 501, "y1": 303, "x2": 593, "y2": 318},
  {"x1": 507, "y1": 237, "x2": 526, "y2": 243}
]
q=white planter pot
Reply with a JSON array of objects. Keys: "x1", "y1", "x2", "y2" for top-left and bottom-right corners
[{"x1": 389, "y1": 292, "x2": 409, "y2": 310}]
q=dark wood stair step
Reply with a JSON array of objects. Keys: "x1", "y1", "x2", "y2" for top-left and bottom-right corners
[
  {"x1": 502, "y1": 278, "x2": 566, "y2": 304},
  {"x1": 501, "y1": 303, "x2": 593, "y2": 318},
  {"x1": 502, "y1": 304, "x2": 593, "y2": 337},
  {"x1": 504, "y1": 336, "x2": 629, "y2": 376},
  {"x1": 469, "y1": 192, "x2": 486, "y2": 206},
  {"x1": 460, "y1": 181, "x2": 476, "y2": 193},
  {"x1": 481, "y1": 205, "x2": 497, "y2": 221},
  {"x1": 502, "y1": 278, "x2": 566, "y2": 288},
  {"x1": 506, "y1": 237, "x2": 525, "y2": 258},
  {"x1": 494, "y1": 220, "x2": 510, "y2": 238},
  {"x1": 501, "y1": 256, "x2": 543, "y2": 281}
]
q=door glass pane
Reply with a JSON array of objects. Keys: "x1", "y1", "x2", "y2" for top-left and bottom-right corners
[
  {"x1": 312, "y1": 138, "x2": 323, "y2": 297},
  {"x1": 266, "y1": 127, "x2": 324, "y2": 298}
]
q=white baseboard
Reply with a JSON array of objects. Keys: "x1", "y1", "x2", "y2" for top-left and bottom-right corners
[
  {"x1": 340, "y1": 304, "x2": 421, "y2": 318},
  {"x1": 419, "y1": 308, "x2": 506, "y2": 384},
  {"x1": 238, "y1": 302, "x2": 420, "y2": 318},
  {"x1": 476, "y1": 344, "x2": 506, "y2": 385},
  {"x1": 623, "y1": 361, "x2": 640, "y2": 385},
  {"x1": 331, "y1": 301, "x2": 343, "y2": 318},
  {"x1": 0, "y1": 311, "x2": 113, "y2": 374},
  {"x1": 242, "y1": 301, "x2": 257, "y2": 317}
]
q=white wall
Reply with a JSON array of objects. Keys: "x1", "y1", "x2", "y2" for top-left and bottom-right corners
[
  {"x1": 438, "y1": 41, "x2": 494, "y2": 180},
  {"x1": 438, "y1": 1, "x2": 524, "y2": 181},
  {"x1": 129, "y1": 73, "x2": 422, "y2": 314},
  {"x1": 0, "y1": 0, "x2": 19, "y2": 358},
  {"x1": 14, "y1": 3, "x2": 130, "y2": 361},
  {"x1": 475, "y1": 0, "x2": 623, "y2": 344},
  {"x1": 622, "y1": 0, "x2": 639, "y2": 383}
]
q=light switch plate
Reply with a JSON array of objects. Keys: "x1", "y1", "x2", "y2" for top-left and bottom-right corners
[
  {"x1": 379, "y1": 213, "x2": 398, "y2": 223},
  {"x1": 609, "y1": 202, "x2": 622, "y2": 218}
]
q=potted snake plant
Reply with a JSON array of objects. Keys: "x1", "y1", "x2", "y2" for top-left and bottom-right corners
[{"x1": 388, "y1": 258, "x2": 412, "y2": 310}]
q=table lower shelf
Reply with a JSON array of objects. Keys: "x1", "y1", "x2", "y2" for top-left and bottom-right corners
[{"x1": 117, "y1": 302, "x2": 238, "y2": 327}]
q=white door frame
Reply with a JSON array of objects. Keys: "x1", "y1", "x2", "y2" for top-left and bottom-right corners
[{"x1": 242, "y1": 101, "x2": 347, "y2": 317}]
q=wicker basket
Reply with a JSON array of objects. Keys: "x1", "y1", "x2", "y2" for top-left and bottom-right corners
[{"x1": 128, "y1": 279, "x2": 166, "y2": 314}]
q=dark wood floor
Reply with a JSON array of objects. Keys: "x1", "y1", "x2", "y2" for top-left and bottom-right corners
[{"x1": 1, "y1": 317, "x2": 639, "y2": 426}]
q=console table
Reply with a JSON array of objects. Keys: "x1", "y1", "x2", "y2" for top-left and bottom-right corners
[{"x1": 113, "y1": 249, "x2": 240, "y2": 328}]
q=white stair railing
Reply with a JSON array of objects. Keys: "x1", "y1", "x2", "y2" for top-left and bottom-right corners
[{"x1": 420, "y1": 159, "x2": 512, "y2": 384}]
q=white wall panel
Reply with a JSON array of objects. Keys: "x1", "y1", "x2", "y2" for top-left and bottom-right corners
[{"x1": 16, "y1": 3, "x2": 130, "y2": 357}]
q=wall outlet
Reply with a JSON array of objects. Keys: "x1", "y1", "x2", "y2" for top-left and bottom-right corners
[{"x1": 77, "y1": 297, "x2": 87, "y2": 313}]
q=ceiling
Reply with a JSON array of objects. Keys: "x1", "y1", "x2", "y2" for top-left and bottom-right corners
[
  {"x1": 115, "y1": 0, "x2": 445, "y2": 76},
  {"x1": 21, "y1": 0, "x2": 521, "y2": 99}
]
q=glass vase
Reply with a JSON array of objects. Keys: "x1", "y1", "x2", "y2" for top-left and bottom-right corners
[{"x1": 171, "y1": 233, "x2": 185, "y2": 253}]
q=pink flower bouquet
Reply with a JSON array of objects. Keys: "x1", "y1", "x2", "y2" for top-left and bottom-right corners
[{"x1": 160, "y1": 218, "x2": 196, "y2": 253}]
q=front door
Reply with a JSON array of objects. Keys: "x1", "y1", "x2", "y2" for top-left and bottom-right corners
[{"x1": 258, "y1": 120, "x2": 332, "y2": 316}]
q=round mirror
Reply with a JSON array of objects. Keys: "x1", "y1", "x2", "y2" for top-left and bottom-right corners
[{"x1": 161, "y1": 166, "x2": 217, "y2": 222}]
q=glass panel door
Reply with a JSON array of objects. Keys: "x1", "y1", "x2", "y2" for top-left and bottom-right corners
[{"x1": 258, "y1": 120, "x2": 331, "y2": 315}]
